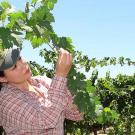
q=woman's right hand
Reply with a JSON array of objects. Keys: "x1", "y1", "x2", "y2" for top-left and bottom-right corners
[{"x1": 55, "y1": 48, "x2": 72, "y2": 77}]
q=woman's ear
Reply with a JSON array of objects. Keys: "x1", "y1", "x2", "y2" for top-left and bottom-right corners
[{"x1": 0, "y1": 77, "x2": 7, "y2": 83}]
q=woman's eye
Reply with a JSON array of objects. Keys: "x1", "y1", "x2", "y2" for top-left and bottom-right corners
[
  {"x1": 12, "y1": 64, "x2": 17, "y2": 70},
  {"x1": 18, "y1": 56, "x2": 21, "y2": 60}
]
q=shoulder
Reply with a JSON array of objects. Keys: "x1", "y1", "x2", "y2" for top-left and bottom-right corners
[
  {"x1": 0, "y1": 84, "x2": 13, "y2": 96},
  {"x1": 0, "y1": 84, "x2": 20, "y2": 106},
  {"x1": 30, "y1": 75, "x2": 52, "y2": 88}
]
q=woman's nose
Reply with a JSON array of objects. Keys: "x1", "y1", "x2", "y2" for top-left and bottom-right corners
[
  {"x1": 17, "y1": 58, "x2": 26, "y2": 68},
  {"x1": 18, "y1": 57, "x2": 26, "y2": 64}
]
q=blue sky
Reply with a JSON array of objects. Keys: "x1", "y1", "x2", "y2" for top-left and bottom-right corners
[
  {"x1": 5, "y1": 0, "x2": 135, "y2": 77},
  {"x1": 52, "y1": 0, "x2": 135, "y2": 58}
]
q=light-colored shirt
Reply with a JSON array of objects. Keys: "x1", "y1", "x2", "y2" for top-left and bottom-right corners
[{"x1": 0, "y1": 75, "x2": 82, "y2": 135}]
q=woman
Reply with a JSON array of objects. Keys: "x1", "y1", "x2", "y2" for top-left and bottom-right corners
[{"x1": 0, "y1": 47, "x2": 83, "y2": 135}]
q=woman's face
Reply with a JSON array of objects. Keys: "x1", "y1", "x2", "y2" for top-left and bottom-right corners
[{"x1": 4, "y1": 57, "x2": 32, "y2": 84}]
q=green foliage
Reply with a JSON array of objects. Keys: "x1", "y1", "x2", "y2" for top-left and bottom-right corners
[
  {"x1": 0, "y1": 27, "x2": 23, "y2": 48},
  {"x1": 96, "y1": 74, "x2": 135, "y2": 134},
  {"x1": 0, "y1": 0, "x2": 11, "y2": 22}
]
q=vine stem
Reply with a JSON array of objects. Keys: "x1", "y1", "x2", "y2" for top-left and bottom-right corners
[{"x1": 48, "y1": 43, "x2": 59, "y2": 54}]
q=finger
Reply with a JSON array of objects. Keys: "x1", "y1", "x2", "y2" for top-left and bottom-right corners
[
  {"x1": 67, "y1": 53, "x2": 72, "y2": 66},
  {"x1": 59, "y1": 48, "x2": 70, "y2": 65},
  {"x1": 66, "y1": 51, "x2": 70, "y2": 65},
  {"x1": 59, "y1": 52, "x2": 64, "y2": 65},
  {"x1": 61, "y1": 49, "x2": 67, "y2": 63},
  {"x1": 59, "y1": 48, "x2": 65, "y2": 55},
  {"x1": 70, "y1": 53, "x2": 72, "y2": 63}
]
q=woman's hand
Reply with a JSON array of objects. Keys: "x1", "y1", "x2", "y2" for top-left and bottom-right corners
[{"x1": 55, "y1": 48, "x2": 72, "y2": 77}]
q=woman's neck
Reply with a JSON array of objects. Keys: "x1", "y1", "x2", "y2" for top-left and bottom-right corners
[
  {"x1": 8, "y1": 80, "x2": 44, "y2": 97},
  {"x1": 9, "y1": 80, "x2": 32, "y2": 91}
]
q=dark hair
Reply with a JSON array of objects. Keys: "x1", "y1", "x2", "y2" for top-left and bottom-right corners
[
  {"x1": 0, "y1": 71, "x2": 5, "y2": 91},
  {"x1": 0, "y1": 71, "x2": 4, "y2": 77},
  {"x1": 0, "y1": 71, "x2": 6, "y2": 134}
]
